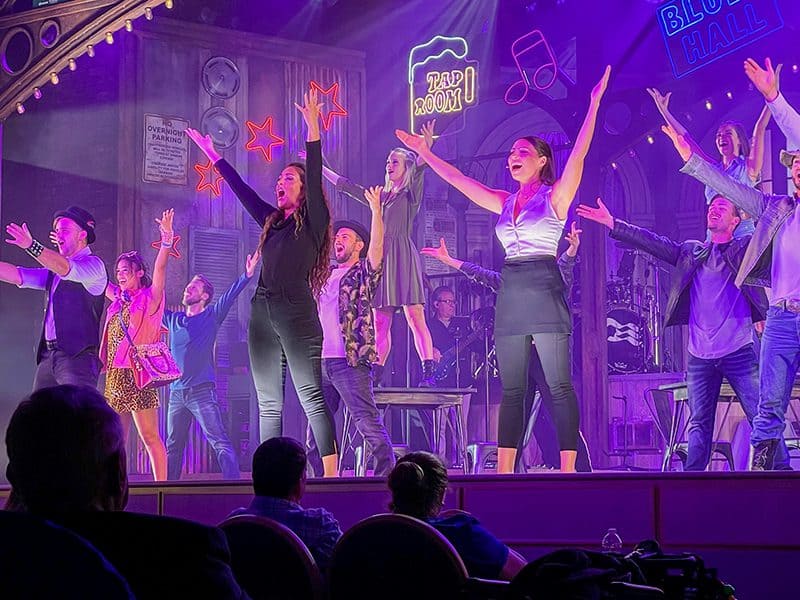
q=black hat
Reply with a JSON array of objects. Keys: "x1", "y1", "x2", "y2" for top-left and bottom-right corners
[
  {"x1": 53, "y1": 206, "x2": 97, "y2": 244},
  {"x1": 334, "y1": 220, "x2": 370, "y2": 258}
]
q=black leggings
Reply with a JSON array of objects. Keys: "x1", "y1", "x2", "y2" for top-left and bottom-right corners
[
  {"x1": 495, "y1": 332, "x2": 579, "y2": 450},
  {"x1": 249, "y1": 289, "x2": 337, "y2": 457}
]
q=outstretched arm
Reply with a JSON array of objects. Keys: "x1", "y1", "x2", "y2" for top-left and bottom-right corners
[
  {"x1": 186, "y1": 128, "x2": 275, "y2": 227},
  {"x1": 149, "y1": 209, "x2": 174, "y2": 307},
  {"x1": 577, "y1": 197, "x2": 681, "y2": 266},
  {"x1": 364, "y1": 186, "x2": 385, "y2": 271},
  {"x1": 295, "y1": 88, "x2": 330, "y2": 243},
  {"x1": 551, "y1": 66, "x2": 611, "y2": 219},
  {"x1": 0, "y1": 261, "x2": 22, "y2": 285},
  {"x1": 662, "y1": 124, "x2": 767, "y2": 218},
  {"x1": 748, "y1": 104, "x2": 772, "y2": 182},
  {"x1": 745, "y1": 58, "x2": 800, "y2": 149},
  {"x1": 5, "y1": 222, "x2": 70, "y2": 276},
  {"x1": 646, "y1": 88, "x2": 712, "y2": 163},
  {"x1": 420, "y1": 238, "x2": 502, "y2": 292},
  {"x1": 396, "y1": 130, "x2": 507, "y2": 215},
  {"x1": 212, "y1": 250, "x2": 259, "y2": 324}
]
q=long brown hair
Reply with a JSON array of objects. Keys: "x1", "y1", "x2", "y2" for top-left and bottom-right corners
[
  {"x1": 256, "y1": 162, "x2": 333, "y2": 296},
  {"x1": 520, "y1": 136, "x2": 557, "y2": 185}
]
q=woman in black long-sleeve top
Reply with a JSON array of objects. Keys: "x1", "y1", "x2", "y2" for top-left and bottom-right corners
[{"x1": 187, "y1": 90, "x2": 338, "y2": 476}]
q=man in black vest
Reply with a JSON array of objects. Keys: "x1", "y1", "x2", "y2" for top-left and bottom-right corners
[{"x1": 0, "y1": 206, "x2": 107, "y2": 390}]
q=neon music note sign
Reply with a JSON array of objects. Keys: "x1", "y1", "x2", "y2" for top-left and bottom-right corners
[
  {"x1": 504, "y1": 29, "x2": 559, "y2": 106},
  {"x1": 408, "y1": 35, "x2": 479, "y2": 136}
]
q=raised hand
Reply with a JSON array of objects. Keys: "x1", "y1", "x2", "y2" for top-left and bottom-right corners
[
  {"x1": 295, "y1": 88, "x2": 323, "y2": 133},
  {"x1": 575, "y1": 198, "x2": 614, "y2": 230},
  {"x1": 186, "y1": 128, "x2": 221, "y2": 162},
  {"x1": 564, "y1": 222, "x2": 583, "y2": 256},
  {"x1": 744, "y1": 58, "x2": 779, "y2": 102},
  {"x1": 395, "y1": 129, "x2": 429, "y2": 155},
  {"x1": 5, "y1": 222, "x2": 33, "y2": 249},
  {"x1": 420, "y1": 119, "x2": 437, "y2": 150},
  {"x1": 246, "y1": 248, "x2": 261, "y2": 278},
  {"x1": 646, "y1": 88, "x2": 672, "y2": 116},
  {"x1": 420, "y1": 237, "x2": 452, "y2": 263},
  {"x1": 590, "y1": 65, "x2": 612, "y2": 105},
  {"x1": 156, "y1": 208, "x2": 175, "y2": 236},
  {"x1": 364, "y1": 185, "x2": 383, "y2": 213},
  {"x1": 661, "y1": 124, "x2": 692, "y2": 162}
]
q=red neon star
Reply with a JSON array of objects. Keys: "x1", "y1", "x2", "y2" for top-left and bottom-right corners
[
  {"x1": 310, "y1": 80, "x2": 348, "y2": 131},
  {"x1": 150, "y1": 233, "x2": 182, "y2": 259},
  {"x1": 245, "y1": 116, "x2": 285, "y2": 163},
  {"x1": 194, "y1": 159, "x2": 225, "y2": 197}
]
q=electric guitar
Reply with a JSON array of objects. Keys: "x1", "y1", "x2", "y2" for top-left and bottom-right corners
[{"x1": 433, "y1": 329, "x2": 485, "y2": 383}]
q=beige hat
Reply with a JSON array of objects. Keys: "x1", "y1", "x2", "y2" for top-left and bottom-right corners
[{"x1": 779, "y1": 149, "x2": 800, "y2": 169}]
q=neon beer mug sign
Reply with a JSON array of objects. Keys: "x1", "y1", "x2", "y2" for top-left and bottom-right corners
[{"x1": 408, "y1": 36, "x2": 478, "y2": 136}]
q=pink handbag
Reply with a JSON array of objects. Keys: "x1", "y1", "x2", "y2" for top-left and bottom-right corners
[{"x1": 119, "y1": 314, "x2": 181, "y2": 390}]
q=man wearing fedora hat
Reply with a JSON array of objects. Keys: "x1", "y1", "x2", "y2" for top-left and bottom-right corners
[
  {"x1": 306, "y1": 186, "x2": 395, "y2": 477},
  {"x1": 663, "y1": 56, "x2": 800, "y2": 470},
  {"x1": 0, "y1": 206, "x2": 107, "y2": 390}
]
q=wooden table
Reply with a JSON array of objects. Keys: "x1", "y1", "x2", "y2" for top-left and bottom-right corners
[{"x1": 341, "y1": 388, "x2": 474, "y2": 475}]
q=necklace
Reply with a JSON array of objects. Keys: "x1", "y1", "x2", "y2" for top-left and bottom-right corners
[{"x1": 517, "y1": 181, "x2": 543, "y2": 207}]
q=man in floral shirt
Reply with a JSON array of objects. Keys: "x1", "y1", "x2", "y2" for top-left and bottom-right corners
[{"x1": 307, "y1": 186, "x2": 395, "y2": 476}]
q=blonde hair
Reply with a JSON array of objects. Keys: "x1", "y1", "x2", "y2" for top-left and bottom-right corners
[{"x1": 384, "y1": 148, "x2": 418, "y2": 194}]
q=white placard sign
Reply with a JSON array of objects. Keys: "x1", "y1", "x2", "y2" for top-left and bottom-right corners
[{"x1": 143, "y1": 114, "x2": 189, "y2": 185}]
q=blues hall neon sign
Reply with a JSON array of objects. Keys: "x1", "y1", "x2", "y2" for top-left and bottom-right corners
[
  {"x1": 656, "y1": 0, "x2": 783, "y2": 78},
  {"x1": 408, "y1": 36, "x2": 478, "y2": 136}
]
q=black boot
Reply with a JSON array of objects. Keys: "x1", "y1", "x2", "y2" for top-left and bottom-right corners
[
  {"x1": 749, "y1": 439, "x2": 778, "y2": 471},
  {"x1": 372, "y1": 364, "x2": 385, "y2": 388},
  {"x1": 419, "y1": 359, "x2": 437, "y2": 388}
]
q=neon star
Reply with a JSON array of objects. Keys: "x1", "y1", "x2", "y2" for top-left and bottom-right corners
[
  {"x1": 150, "y1": 233, "x2": 182, "y2": 259},
  {"x1": 245, "y1": 116, "x2": 285, "y2": 163},
  {"x1": 194, "y1": 159, "x2": 224, "y2": 197},
  {"x1": 310, "y1": 81, "x2": 348, "y2": 131}
]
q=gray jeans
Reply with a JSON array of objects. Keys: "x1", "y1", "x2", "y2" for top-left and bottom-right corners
[
  {"x1": 307, "y1": 359, "x2": 395, "y2": 476},
  {"x1": 33, "y1": 348, "x2": 101, "y2": 391}
]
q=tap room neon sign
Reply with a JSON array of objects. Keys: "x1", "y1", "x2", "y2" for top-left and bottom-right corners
[
  {"x1": 657, "y1": 0, "x2": 783, "y2": 78},
  {"x1": 408, "y1": 36, "x2": 478, "y2": 136}
]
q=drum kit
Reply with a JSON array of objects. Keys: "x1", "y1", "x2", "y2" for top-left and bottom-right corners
[{"x1": 606, "y1": 248, "x2": 666, "y2": 374}]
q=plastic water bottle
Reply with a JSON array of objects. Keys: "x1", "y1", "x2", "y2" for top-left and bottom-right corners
[{"x1": 601, "y1": 527, "x2": 623, "y2": 553}]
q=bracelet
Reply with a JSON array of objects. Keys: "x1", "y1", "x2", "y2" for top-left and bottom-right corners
[
  {"x1": 25, "y1": 239, "x2": 45, "y2": 259},
  {"x1": 160, "y1": 242, "x2": 173, "y2": 249}
]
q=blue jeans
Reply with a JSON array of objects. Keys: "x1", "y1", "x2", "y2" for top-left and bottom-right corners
[
  {"x1": 307, "y1": 359, "x2": 394, "y2": 477},
  {"x1": 166, "y1": 383, "x2": 239, "y2": 480},
  {"x1": 687, "y1": 343, "x2": 789, "y2": 471},
  {"x1": 751, "y1": 307, "x2": 800, "y2": 447}
]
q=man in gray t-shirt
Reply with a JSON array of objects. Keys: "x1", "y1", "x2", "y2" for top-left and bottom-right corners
[{"x1": 578, "y1": 196, "x2": 789, "y2": 471}]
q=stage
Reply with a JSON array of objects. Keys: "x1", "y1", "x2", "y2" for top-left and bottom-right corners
[{"x1": 3, "y1": 471, "x2": 796, "y2": 597}]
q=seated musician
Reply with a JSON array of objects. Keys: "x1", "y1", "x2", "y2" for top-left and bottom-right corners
[{"x1": 426, "y1": 286, "x2": 478, "y2": 389}]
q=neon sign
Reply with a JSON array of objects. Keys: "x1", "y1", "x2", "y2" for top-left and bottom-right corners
[
  {"x1": 408, "y1": 36, "x2": 478, "y2": 136},
  {"x1": 245, "y1": 116, "x2": 285, "y2": 163},
  {"x1": 504, "y1": 29, "x2": 559, "y2": 106},
  {"x1": 194, "y1": 159, "x2": 224, "y2": 197},
  {"x1": 150, "y1": 234, "x2": 182, "y2": 259},
  {"x1": 656, "y1": 0, "x2": 783, "y2": 78},
  {"x1": 309, "y1": 81, "x2": 348, "y2": 131}
]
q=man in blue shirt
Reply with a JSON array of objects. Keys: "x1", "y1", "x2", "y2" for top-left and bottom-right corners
[
  {"x1": 229, "y1": 437, "x2": 342, "y2": 571},
  {"x1": 164, "y1": 252, "x2": 258, "y2": 480}
]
